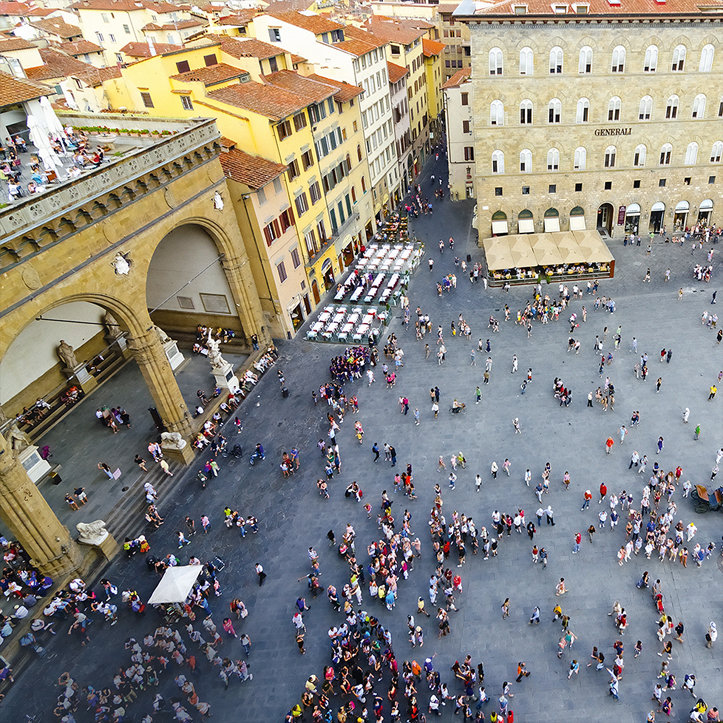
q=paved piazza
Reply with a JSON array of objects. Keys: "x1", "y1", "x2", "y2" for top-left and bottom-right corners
[{"x1": 3, "y1": 178, "x2": 721, "y2": 722}]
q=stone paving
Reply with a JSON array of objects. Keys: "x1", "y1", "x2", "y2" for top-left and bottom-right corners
[{"x1": 2, "y1": 161, "x2": 722, "y2": 722}]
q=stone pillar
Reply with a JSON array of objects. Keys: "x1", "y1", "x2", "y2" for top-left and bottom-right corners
[
  {"x1": 221, "y1": 252, "x2": 269, "y2": 345},
  {"x1": 127, "y1": 329, "x2": 193, "y2": 440},
  {"x1": 0, "y1": 434, "x2": 83, "y2": 578}
]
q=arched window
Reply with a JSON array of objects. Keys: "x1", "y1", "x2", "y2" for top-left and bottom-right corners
[
  {"x1": 611, "y1": 45, "x2": 625, "y2": 73},
  {"x1": 549, "y1": 46, "x2": 563, "y2": 74},
  {"x1": 685, "y1": 142, "x2": 698, "y2": 165},
  {"x1": 604, "y1": 145, "x2": 616, "y2": 168},
  {"x1": 643, "y1": 45, "x2": 658, "y2": 72},
  {"x1": 578, "y1": 45, "x2": 592, "y2": 74},
  {"x1": 547, "y1": 148, "x2": 560, "y2": 171},
  {"x1": 665, "y1": 95, "x2": 679, "y2": 119},
  {"x1": 699, "y1": 44, "x2": 714, "y2": 73},
  {"x1": 576, "y1": 97, "x2": 589, "y2": 123},
  {"x1": 711, "y1": 141, "x2": 723, "y2": 163},
  {"x1": 491, "y1": 150, "x2": 505, "y2": 174},
  {"x1": 639, "y1": 95, "x2": 653, "y2": 121},
  {"x1": 490, "y1": 100, "x2": 504, "y2": 126},
  {"x1": 573, "y1": 146, "x2": 586, "y2": 170},
  {"x1": 692, "y1": 94, "x2": 706, "y2": 119},
  {"x1": 520, "y1": 148, "x2": 532, "y2": 172},
  {"x1": 607, "y1": 96, "x2": 621, "y2": 121},
  {"x1": 519, "y1": 46, "x2": 533, "y2": 75},
  {"x1": 519, "y1": 99, "x2": 533, "y2": 124},
  {"x1": 489, "y1": 47, "x2": 503, "y2": 75},
  {"x1": 671, "y1": 44, "x2": 686, "y2": 71},
  {"x1": 659, "y1": 143, "x2": 672, "y2": 165},
  {"x1": 547, "y1": 98, "x2": 561, "y2": 124},
  {"x1": 633, "y1": 144, "x2": 646, "y2": 167}
]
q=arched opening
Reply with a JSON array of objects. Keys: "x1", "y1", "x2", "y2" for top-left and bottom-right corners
[
  {"x1": 569, "y1": 206, "x2": 585, "y2": 231},
  {"x1": 597, "y1": 203, "x2": 614, "y2": 235},
  {"x1": 491, "y1": 210, "x2": 508, "y2": 236},
  {"x1": 649, "y1": 201, "x2": 665, "y2": 233},
  {"x1": 146, "y1": 224, "x2": 242, "y2": 343},
  {"x1": 311, "y1": 278, "x2": 321, "y2": 305},
  {"x1": 321, "y1": 256, "x2": 335, "y2": 291},
  {"x1": 698, "y1": 199, "x2": 713, "y2": 225},
  {"x1": 674, "y1": 200, "x2": 689, "y2": 231},
  {"x1": 518, "y1": 209, "x2": 534, "y2": 234},
  {"x1": 625, "y1": 203, "x2": 641, "y2": 233},
  {"x1": 543, "y1": 208, "x2": 560, "y2": 233}
]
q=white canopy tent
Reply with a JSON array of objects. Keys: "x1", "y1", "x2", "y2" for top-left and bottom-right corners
[{"x1": 147, "y1": 565, "x2": 202, "y2": 605}]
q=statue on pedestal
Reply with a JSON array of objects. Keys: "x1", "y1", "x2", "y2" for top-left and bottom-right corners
[
  {"x1": 161, "y1": 431, "x2": 186, "y2": 450},
  {"x1": 57, "y1": 340, "x2": 78, "y2": 369},
  {"x1": 4, "y1": 422, "x2": 32, "y2": 456},
  {"x1": 206, "y1": 330, "x2": 227, "y2": 370},
  {"x1": 103, "y1": 311, "x2": 122, "y2": 338},
  {"x1": 76, "y1": 520, "x2": 109, "y2": 546},
  {"x1": 153, "y1": 325, "x2": 172, "y2": 346}
]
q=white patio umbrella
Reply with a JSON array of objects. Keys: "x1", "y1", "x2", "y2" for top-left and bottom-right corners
[
  {"x1": 147, "y1": 565, "x2": 202, "y2": 605},
  {"x1": 27, "y1": 114, "x2": 64, "y2": 176},
  {"x1": 39, "y1": 96, "x2": 67, "y2": 151}
]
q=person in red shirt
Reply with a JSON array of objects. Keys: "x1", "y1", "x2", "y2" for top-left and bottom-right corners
[
  {"x1": 599, "y1": 482, "x2": 608, "y2": 503},
  {"x1": 605, "y1": 437, "x2": 614, "y2": 454}
]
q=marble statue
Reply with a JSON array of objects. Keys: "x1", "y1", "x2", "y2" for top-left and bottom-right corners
[
  {"x1": 5, "y1": 422, "x2": 31, "y2": 455},
  {"x1": 76, "y1": 519, "x2": 109, "y2": 545},
  {"x1": 153, "y1": 325, "x2": 172, "y2": 345},
  {"x1": 57, "y1": 340, "x2": 78, "y2": 369},
  {"x1": 206, "y1": 330, "x2": 227, "y2": 369},
  {"x1": 103, "y1": 311, "x2": 122, "y2": 337},
  {"x1": 161, "y1": 431, "x2": 186, "y2": 450}
]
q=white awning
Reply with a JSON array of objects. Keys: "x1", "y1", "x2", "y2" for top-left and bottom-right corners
[
  {"x1": 148, "y1": 565, "x2": 202, "y2": 605},
  {"x1": 569, "y1": 215, "x2": 586, "y2": 231},
  {"x1": 675, "y1": 200, "x2": 689, "y2": 212},
  {"x1": 626, "y1": 203, "x2": 640, "y2": 215},
  {"x1": 700, "y1": 199, "x2": 713, "y2": 210},
  {"x1": 518, "y1": 218, "x2": 535, "y2": 234},
  {"x1": 651, "y1": 202, "x2": 665, "y2": 212},
  {"x1": 491, "y1": 220, "x2": 509, "y2": 235},
  {"x1": 544, "y1": 217, "x2": 561, "y2": 232}
]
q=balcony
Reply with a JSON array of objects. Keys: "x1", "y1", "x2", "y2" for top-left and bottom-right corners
[{"x1": 304, "y1": 210, "x2": 360, "y2": 267}]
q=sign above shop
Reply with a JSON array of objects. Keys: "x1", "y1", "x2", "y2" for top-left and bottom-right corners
[{"x1": 594, "y1": 128, "x2": 632, "y2": 137}]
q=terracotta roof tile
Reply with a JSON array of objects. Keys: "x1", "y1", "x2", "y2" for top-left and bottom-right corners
[
  {"x1": 71, "y1": 0, "x2": 189, "y2": 11},
  {"x1": 120, "y1": 40, "x2": 182, "y2": 56},
  {"x1": 290, "y1": 53, "x2": 305, "y2": 64},
  {"x1": 386, "y1": 60, "x2": 408, "y2": 83},
  {"x1": 72, "y1": 64, "x2": 122, "y2": 84},
  {"x1": 364, "y1": 18, "x2": 426, "y2": 45},
  {"x1": 0, "y1": 70, "x2": 49, "y2": 106},
  {"x1": 0, "y1": 2, "x2": 31, "y2": 15},
  {"x1": 141, "y1": 18, "x2": 203, "y2": 30},
  {"x1": 442, "y1": 67, "x2": 470, "y2": 89},
  {"x1": 220, "y1": 147, "x2": 287, "y2": 189},
  {"x1": 216, "y1": 10, "x2": 256, "y2": 25},
  {"x1": 25, "y1": 47, "x2": 93, "y2": 80},
  {"x1": 464, "y1": 0, "x2": 723, "y2": 16},
  {"x1": 305, "y1": 72, "x2": 363, "y2": 102},
  {"x1": 264, "y1": 68, "x2": 336, "y2": 103},
  {"x1": 267, "y1": 9, "x2": 343, "y2": 34},
  {"x1": 29, "y1": 17, "x2": 82, "y2": 38},
  {"x1": 58, "y1": 38, "x2": 104, "y2": 55},
  {"x1": 0, "y1": 36, "x2": 35, "y2": 51},
  {"x1": 422, "y1": 38, "x2": 445, "y2": 57},
  {"x1": 217, "y1": 35, "x2": 282, "y2": 60},
  {"x1": 171, "y1": 61, "x2": 248, "y2": 85},
  {"x1": 208, "y1": 80, "x2": 309, "y2": 120}
]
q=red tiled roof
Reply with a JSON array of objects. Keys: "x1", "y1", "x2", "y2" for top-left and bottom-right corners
[
  {"x1": 422, "y1": 38, "x2": 445, "y2": 57},
  {"x1": 72, "y1": 64, "x2": 122, "y2": 84},
  {"x1": 25, "y1": 47, "x2": 93, "y2": 80},
  {"x1": 217, "y1": 35, "x2": 282, "y2": 60},
  {"x1": 120, "y1": 40, "x2": 182, "y2": 57},
  {"x1": 208, "y1": 78, "x2": 309, "y2": 120},
  {"x1": 71, "y1": 0, "x2": 189, "y2": 11},
  {"x1": 141, "y1": 18, "x2": 203, "y2": 30},
  {"x1": 0, "y1": 2, "x2": 30, "y2": 15},
  {"x1": 267, "y1": 9, "x2": 343, "y2": 34},
  {"x1": 334, "y1": 25, "x2": 386, "y2": 57},
  {"x1": 58, "y1": 38, "x2": 104, "y2": 55},
  {"x1": 464, "y1": 0, "x2": 723, "y2": 16},
  {"x1": 305, "y1": 72, "x2": 363, "y2": 102},
  {"x1": 216, "y1": 10, "x2": 256, "y2": 25},
  {"x1": 386, "y1": 60, "x2": 408, "y2": 83},
  {"x1": 0, "y1": 36, "x2": 35, "y2": 51},
  {"x1": 171, "y1": 61, "x2": 248, "y2": 85},
  {"x1": 264, "y1": 68, "x2": 336, "y2": 103},
  {"x1": 0, "y1": 70, "x2": 49, "y2": 106},
  {"x1": 290, "y1": 53, "x2": 305, "y2": 64},
  {"x1": 364, "y1": 18, "x2": 426, "y2": 45},
  {"x1": 442, "y1": 67, "x2": 470, "y2": 89},
  {"x1": 29, "y1": 17, "x2": 82, "y2": 38},
  {"x1": 220, "y1": 147, "x2": 286, "y2": 189}
]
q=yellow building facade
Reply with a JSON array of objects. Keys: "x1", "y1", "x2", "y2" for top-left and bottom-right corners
[{"x1": 457, "y1": 0, "x2": 723, "y2": 239}]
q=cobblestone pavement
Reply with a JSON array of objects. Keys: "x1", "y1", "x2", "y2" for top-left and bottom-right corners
[{"x1": 2, "y1": 163, "x2": 721, "y2": 722}]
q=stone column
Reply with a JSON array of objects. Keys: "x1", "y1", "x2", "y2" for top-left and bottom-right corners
[
  {"x1": 127, "y1": 329, "x2": 194, "y2": 442},
  {"x1": 0, "y1": 434, "x2": 83, "y2": 578},
  {"x1": 221, "y1": 252, "x2": 269, "y2": 345}
]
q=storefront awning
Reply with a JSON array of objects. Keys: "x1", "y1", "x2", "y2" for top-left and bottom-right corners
[
  {"x1": 518, "y1": 218, "x2": 534, "y2": 234},
  {"x1": 569, "y1": 215, "x2": 586, "y2": 231},
  {"x1": 544, "y1": 217, "x2": 561, "y2": 233},
  {"x1": 491, "y1": 220, "x2": 508, "y2": 235}
]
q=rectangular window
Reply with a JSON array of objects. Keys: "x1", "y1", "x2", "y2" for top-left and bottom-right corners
[
  {"x1": 317, "y1": 219, "x2": 327, "y2": 243},
  {"x1": 290, "y1": 248, "x2": 301, "y2": 269},
  {"x1": 604, "y1": 181, "x2": 612, "y2": 190},
  {"x1": 462, "y1": 120, "x2": 470, "y2": 133},
  {"x1": 575, "y1": 182, "x2": 582, "y2": 192},
  {"x1": 278, "y1": 120, "x2": 292, "y2": 141},
  {"x1": 268, "y1": 56, "x2": 278, "y2": 73},
  {"x1": 287, "y1": 159, "x2": 300, "y2": 182},
  {"x1": 709, "y1": 176, "x2": 716, "y2": 184},
  {"x1": 96, "y1": 31, "x2": 104, "y2": 43},
  {"x1": 269, "y1": 28, "x2": 281, "y2": 42},
  {"x1": 279, "y1": 208, "x2": 294, "y2": 232},
  {"x1": 140, "y1": 92, "x2": 154, "y2": 108},
  {"x1": 293, "y1": 112, "x2": 307, "y2": 131},
  {"x1": 684, "y1": 177, "x2": 691, "y2": 185},
  {"x1": 180, "y1": 95, "x2": 193, "y2": 111},
  {"x1": 521, "y1": 186, "x2": 530, "y2": 195},
  {"x1": 464, "y1": 146, "x2": 474, "y2": 161},
  {"x1": 309, "y1": 181, "x2": 321, "y2": 204},
  {"x1": 176, "y1": 60, "x2": 191, "y2": 74},
  {"x1": 548, "y1": 184, "x2": 556, "y2": 194},
  {"x1": 495, "y1": 187, "x2": 503, "y2": 196},
  {"x1": 461, "y1": 92, "x2": 469, "y2": 106},
  {"x1": 276, "y1": 261, "x2": 287, "y2": 283},
  {"x1": 633, "y1": 180, "x2": 641, "y2": 188},
  {"x1": 263, "y1": 219, "x2": 281, "y2": 246},
  {"x1": 123, "y1": 24, "x2": 130, "y2": 34},
  {"x1": 294, "y1": 192, "x2": 309, "y2": 216},
  {"x1": 659, "y1": 178, "x2": 666, "y2": 187},
  {"x1": 302, "y1": 149, "x2": 314, "y2": 170},
  {"x1": 204, "y1": 54, "x2": 217, "y2": 66},
  {"x1": 109, "y1": 33, "x2": 115, "y2": 43}
]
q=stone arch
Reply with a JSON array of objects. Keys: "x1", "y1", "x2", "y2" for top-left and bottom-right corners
[
  {"x1": 107, "y1": 192, "x2": 122, "y2": 209},
  {"x1": 38, "y1": 226, "x2": 59, "y2": 246}
]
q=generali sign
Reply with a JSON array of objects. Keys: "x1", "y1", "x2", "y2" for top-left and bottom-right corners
[{"x1": 594, "y1": 128, "x2": 632, "y2": 136}]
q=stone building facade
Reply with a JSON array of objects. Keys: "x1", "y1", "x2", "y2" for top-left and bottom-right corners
[{"x1": 456, "y1": 0, "x2": 722, "y2": 240}]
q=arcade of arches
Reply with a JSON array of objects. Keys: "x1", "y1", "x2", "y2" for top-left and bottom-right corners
[{"x1": 0, "y1": 162, "x2": 267, "y2": 579}]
